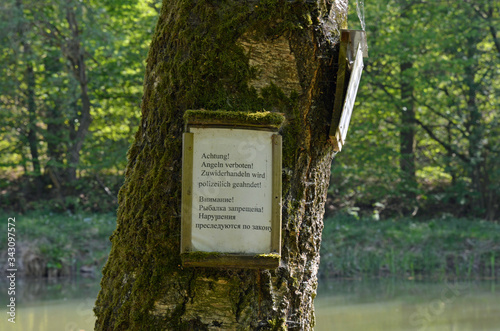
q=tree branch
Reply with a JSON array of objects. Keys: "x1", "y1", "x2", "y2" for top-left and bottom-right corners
[
  {"x1": 413, "y1": 117, "x2": 469, "y2": 164},
  {"x1": 489, "y1": 25, "x2": 500, "y2": 56},
  {"x1": 411, "y1": 95, "x2": 468, "y2": 137}
]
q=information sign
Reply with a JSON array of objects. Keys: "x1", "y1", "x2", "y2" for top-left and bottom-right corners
[
  {"x1": 181, "y1": 123, "x2": 282, "y2": 268},
  {"x1": 336, "y1": 44, "x2": 364, "y2": 149},
  {"x1": 330, "y1": 30, "x2": 367, "y2": 151}
]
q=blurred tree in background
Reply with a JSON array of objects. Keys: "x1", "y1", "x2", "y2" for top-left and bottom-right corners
[
  {"x1": 0, "y1": 0, "x2": 159, "y2": 209},
  {"x1": 330, "y1": 0, "x2": 499, "y2": 220}
]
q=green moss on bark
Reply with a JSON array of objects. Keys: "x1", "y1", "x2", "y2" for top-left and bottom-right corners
[
  {"x1": 184, "y1": 109, "x2": 285, "y2": 128},
  {"x1": 267, "y1": 317, "x2": 287, "y2": 330},
  {"x1": 181, "y1": 251, "x2": 222, "y2": 261},
  {"x1": 181, "y1": 252, "x2": 280, "y2": 269}
]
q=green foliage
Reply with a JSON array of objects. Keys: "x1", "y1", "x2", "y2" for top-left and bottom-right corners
[
  {"x1": 0, "y1": 0, "x2": 158, "y2": 185},
  {"x1": 0, "y1": 173, "x2": 122, "y2": 213},
  {"x1": 320, "y1": 214, "x2": 500, "y2": 278},
  {"x1": 0, "y1": 211, "x2": 116, "y2": 276},
  {"x1": 330, "y1": 0, "x2": 499, "y2": 219},
  {"x1": 0, "y1": 0, "x2": 497, "y2": 222}
]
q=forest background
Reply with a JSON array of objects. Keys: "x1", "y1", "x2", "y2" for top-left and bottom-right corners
[{"x1": 0, "y1": 0, "x2": 498, "y2": 278}]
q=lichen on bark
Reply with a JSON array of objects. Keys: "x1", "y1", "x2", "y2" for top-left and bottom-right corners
[{"x1": 94, "y1": 0, "x2": 348, "y2": 330}]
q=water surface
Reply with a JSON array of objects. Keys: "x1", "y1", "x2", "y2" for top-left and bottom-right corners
[
  {"x1": 1, "y1": 277, "x2": 499, "y2": 330},
  {"x1": 1, "y1": 277, "x2": 98, "y2": 331},
  {"x1": 315, "y1": 278, "x2": 500, "y2": 331}
]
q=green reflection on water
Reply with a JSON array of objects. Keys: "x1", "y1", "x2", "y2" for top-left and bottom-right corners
[
  {"x1": 1, "y1": 277, "x2": 498, "y2": 330},
  {"x1": 0, "y1": 277, "x2": 99, "y2": 331},
  {"x1": 315, "y1": 278, "x2": 500, "y2": 331}
]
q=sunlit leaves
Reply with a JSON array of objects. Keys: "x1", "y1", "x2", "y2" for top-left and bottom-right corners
[
  {"x1": 331, "y1": 0, "x2": 499, "y2": 218},
  {"x1": 0, "y1": 0, "x2": 160, "y2": 176}
]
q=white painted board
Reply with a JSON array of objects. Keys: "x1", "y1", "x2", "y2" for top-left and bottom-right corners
[
  {"x1": 189, "y1": 127, "x2": 273, "y2": 254},
  {"x1": 336, "y1": 44, "x2": 364, "y2": 149}
]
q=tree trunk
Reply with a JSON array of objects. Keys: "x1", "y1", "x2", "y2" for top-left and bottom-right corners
[
  {"x1": 398, "y1": 0, "x2": 416, "y2": 199},
  {"x1": 399, "y1": 60, "x2": 416, "y2": 196},
  {"x1": 64, "y1": 1, "x2": 92, "y2": 183},
  {"x1": 26, "y1": 60, "x2": 41, "y2": 177},
  {"x1": 464, "y1": 39, "x2": 487, "y2": 215},
  {"x1": 45, "y1": 103, "x2": 65, "y2": 189},
  {"x1": 16, "y1": 0, "x2": 41, "y2": 178},
  {"x1": 95, "y1": 1, "x2": 347, "y2": 329}
]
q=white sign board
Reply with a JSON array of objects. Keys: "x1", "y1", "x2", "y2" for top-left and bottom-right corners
[
  {"x1": 181, "y1": 126, "x2": 281, "y2": 260},
  {"x1": 335, "y1": 44, "x2": 364, "y2": 150}
]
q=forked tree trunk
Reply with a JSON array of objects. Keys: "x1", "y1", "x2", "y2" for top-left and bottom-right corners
[{"x1": 95, "y1": 1, "x2": 348, "y2": 329}]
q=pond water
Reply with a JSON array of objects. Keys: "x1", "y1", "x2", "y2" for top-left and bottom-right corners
[
  {"x1": 315, "y1": 278, "x2": 500, "y2": 331},
  {"x1": 0, "y1": 277, "x2": 99, "y2": 331},
  {"x1": 1, "y1": 277, "x2": 498, "y2": 330}
]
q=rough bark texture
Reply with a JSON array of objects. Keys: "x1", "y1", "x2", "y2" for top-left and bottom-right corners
[{"x1": 95, "y1": 1, "x2": 347, "y2": 330}]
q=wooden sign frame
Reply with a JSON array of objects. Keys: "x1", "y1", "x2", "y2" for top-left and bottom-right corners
[
  {"x1": 329, "y1": 30, "x2": 366, "y2": 151},
  {"x1": 180, "y1": 110, "x2": 283, "y2": 269}
]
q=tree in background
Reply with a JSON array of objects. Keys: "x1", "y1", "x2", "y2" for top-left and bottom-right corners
[
  {"x1": 414, "y1": 0, "x2": 499, "y2": 219},
  {"x1": 397, "y1": 0, "x2": 416, "y2": 198},
  {"x1": 330, "y1": 0, "x2": 499, "y2": 219},
  {"x1": 95, "y1": 0, "x2": 348, "y2": 329},
  {"x1": 0, "y1": 0, "x2": 158, "y2": 202},
  {"x1": 0, "y1": 0, "x2": 42, "y2": 179}
]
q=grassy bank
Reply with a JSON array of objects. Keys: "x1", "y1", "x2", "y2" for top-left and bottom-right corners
[
  {"x1": 0, "y1": 211, "x2": 116, "y2": 277},
  {"x1": 320, "y1": 214, "x2": 500, "y2": 279},
  {"x1": 3, "y1": 210, "x2": 499, "y2": 279}
]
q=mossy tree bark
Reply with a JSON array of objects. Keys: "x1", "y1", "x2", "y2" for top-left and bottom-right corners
[{"x1": 95, "y1": 1, "x2": 348, "y2": 330}]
